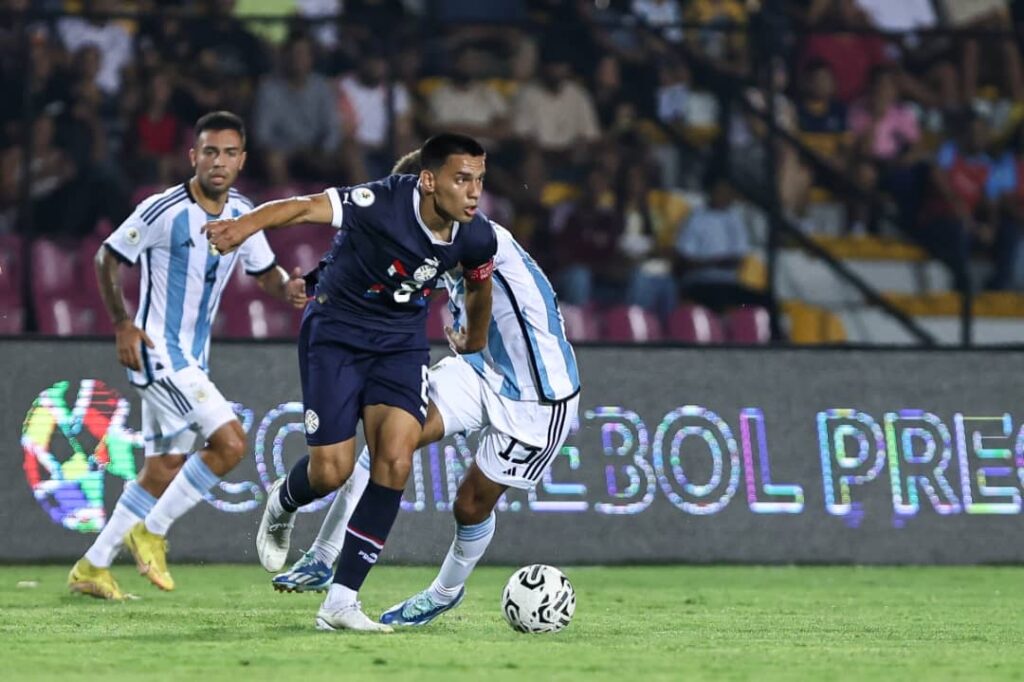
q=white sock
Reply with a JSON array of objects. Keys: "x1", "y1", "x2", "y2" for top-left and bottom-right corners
[
  {"x1": 428, "y1": 512, "x2": 496, "y2": 604},
  {"x1": 84, "y1": 481, "x2": 156, "y2": 568},
  {"x1": 323, "y1": 582, "x2": 358, "y2": 610},
  {"x1": 144, "y1": 455, "x2": 220, "y2": 536},
  {"x1": 311, "y1": 447, "x2": 371, "y2": 566}
]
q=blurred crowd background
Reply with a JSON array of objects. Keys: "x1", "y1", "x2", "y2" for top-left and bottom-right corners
[{"x1": 4, "y1": 0, "x2": 1024, "y2": 345}]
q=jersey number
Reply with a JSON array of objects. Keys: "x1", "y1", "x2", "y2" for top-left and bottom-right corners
[{"x1": 394, "y1": 280, "x2": 420, "y2": 303}]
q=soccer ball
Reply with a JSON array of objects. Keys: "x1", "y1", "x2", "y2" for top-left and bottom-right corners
[{"x1": 501, "y1": 564, "x2": 576, "y2": 633}]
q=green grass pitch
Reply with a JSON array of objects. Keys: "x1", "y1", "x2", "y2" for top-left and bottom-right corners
[{"x1": 3, "y1": 565, "x2": 1023, "y2": 681}]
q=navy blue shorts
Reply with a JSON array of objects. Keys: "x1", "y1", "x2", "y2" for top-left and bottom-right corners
[{"x1": 298, "y1": 308, "x2": 429, "y2": 446}]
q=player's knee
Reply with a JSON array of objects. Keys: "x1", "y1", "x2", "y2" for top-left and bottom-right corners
[
  {"x1": 308, "y1": 456, "x2": 353, "y2": 492},
  {"x1": 216, "y1": 434, "x2": 247, "y2": 467},
  {"x1": 371, "y1": 449, "x2": 412, "y2": 487},
  {"x1": 453, "y1": 494, "x2": 489, "y2": 526}
]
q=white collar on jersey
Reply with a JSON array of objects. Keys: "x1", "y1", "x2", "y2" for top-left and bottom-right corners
[{"x1": 413, "y1": 182, "x2": 460, "y2": 245}]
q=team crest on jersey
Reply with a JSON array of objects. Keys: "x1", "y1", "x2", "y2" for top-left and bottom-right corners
[
  {"x1": 352, "y1": 187, "x2": 375, "y2": 207},
  {"x1": 413, "y1": 263, "x2": 438, "y2": 283},
  {"x1": 125, "y1": 227, "x2": 141, "y2": 245},
  {"x1": 305, "y1": 409, "x2": 319, "y2": 434}
]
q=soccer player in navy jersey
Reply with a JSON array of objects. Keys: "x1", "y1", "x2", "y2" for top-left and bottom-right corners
[
  {"x1": 204, "y1": 133, "x2": 496, "y2": 632},
  {"x1": 272, "y1": 149, "x2": 581, "y2": 629}
]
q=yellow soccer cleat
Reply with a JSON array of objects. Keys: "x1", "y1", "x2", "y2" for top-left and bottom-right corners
[
  {"x1": 67, "y1": 558, "x2": 126, "y2": 601},
  {"x1": 124, "y1": 522, "x2": 175, "y2": 591}
]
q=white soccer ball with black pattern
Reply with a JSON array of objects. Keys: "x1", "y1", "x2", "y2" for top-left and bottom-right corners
[{"x1": 501, "y1": 564, "x2": 576, "y2": 633}]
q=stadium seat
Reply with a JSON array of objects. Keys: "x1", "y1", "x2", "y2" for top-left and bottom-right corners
[
  {"x1": 426, "y1": 291, "x2": 452, "y2": 342},
  {"x1": 0, "y1": 290, "x2": 23, "y2": 333},
  {"x1": 560, "y1": 303, "x2": 600, "y2": 342},
  {"x1": 725, "y1": 306, "x2": 772, "y2": 344},
  {"x1": 32, "y1": 239, "x2": 80, "y2": 296},
  {"x1": 246, "y1": 298, "x2": 301, "y2": 339},
  {"x1": 36, "y1": 295, "x2": 104, "y2": 336},
  {"x1": 268, "y1": 225, "x2": 333, "y2": 275},
  {"x1": 602, "y1": 305, "x2": 663, "y2": 343},
  {"x1": 666, "y1": 304, "x2": 725, "y2": 344},
  {"x1": 215, "y1": 297, "x2": 255, "y2": 339},
  {"x1": 0, "y1": 233, "x2": 21, "y2": 295}
]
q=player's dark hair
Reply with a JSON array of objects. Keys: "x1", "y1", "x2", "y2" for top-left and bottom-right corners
[
  {"x1": 419, "y1": 133, "x2": 485, "y2": 171},
  {"x1": 194, "y1": 111, "x2": 246, "y2": 148},
  {"x1": 391, "y1": 150, "x2": 422, "y2": 175}
]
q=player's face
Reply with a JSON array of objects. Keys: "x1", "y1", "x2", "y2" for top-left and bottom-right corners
[
  {"x1": 190, "y1": 129, "x2": 246, "y2": 197},
  {"x1": 426, "y1": 153, "x2": 486, "y2": 223}
]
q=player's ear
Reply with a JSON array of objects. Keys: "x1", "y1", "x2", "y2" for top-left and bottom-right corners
[
  {"x1": 188, "y1": 147, "x2": 197, "y2": 169},
  {"x1": 419, "y1": 169, "x2": 435, "y2": 194},
  {"x1": 238, "y1": 150, "x2": 247, "y2": 172}
]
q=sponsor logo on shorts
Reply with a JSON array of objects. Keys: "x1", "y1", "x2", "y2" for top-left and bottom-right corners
[{"x1": 304, "y1": 409, "x2": 319, "y2": 434}]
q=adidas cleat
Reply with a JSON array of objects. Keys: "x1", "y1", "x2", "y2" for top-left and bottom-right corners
[
  {"x1": 272, "y1": 550, "x2": 333, "y2": 593},
  {"x1": 379, "y1": 587, "x2": 465, "y2": 627}
]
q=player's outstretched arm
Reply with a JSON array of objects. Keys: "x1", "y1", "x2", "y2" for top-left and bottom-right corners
[
  {"x1": 446, "y1": 275, "x2": 492, "y2": 354},
  {"x1": 94, "y1": 245, "x2": 154, "y2": 371},
  {"x1": 203, "y1": 192, "x2": 335, "y2": 255},
  {"x1": 257, "y1": 265, "x2": 309, "y2": 309}
]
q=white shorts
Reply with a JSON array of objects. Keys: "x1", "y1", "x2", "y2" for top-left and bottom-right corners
[
  {"x1": 135, "y1": 365, "x2": 237, "y2": 457},
  {"x1": 428, "y1": 356, "x2": 579, "y2": 490}
]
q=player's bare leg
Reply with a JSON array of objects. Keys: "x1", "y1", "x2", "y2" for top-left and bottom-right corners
[
  {"x1": 127, "y1": 421, "x2": 246, "y2": 590},
  {"x1": 315, "y1": 404, "x2": 418, "y2": 633},
  {"x1": 258, "y1": 438, "x2": 357, "y2": 572},
  {"x1": 273, "y1": 402, "x2": 446, "y2": 592}
]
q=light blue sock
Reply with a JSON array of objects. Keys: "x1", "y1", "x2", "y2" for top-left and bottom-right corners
[
  {"x1": 145, "y1": 455, "x2": 220, "y2": 536},
  {"x1": 85, "y1": 481, "x2": 157, "y2": 567},
  {"x1": 429, "y1": 512, "x2": 496, "y2": 603}
]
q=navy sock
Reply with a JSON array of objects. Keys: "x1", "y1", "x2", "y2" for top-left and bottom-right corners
[
  {"x1": 333, "y1": 480, "x2": 403, "y2": 590},
  {"x1": 278, "y1": 455, "x2": 323, "y2": 512}
]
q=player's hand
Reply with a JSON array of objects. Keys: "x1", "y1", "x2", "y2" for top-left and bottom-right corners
[
  {"x1": 444, "y1": 325, "x2": 474, "y2": 355},
  {"x1": 115, "y1": 320, "x2": 155, "y2": 371},
  {"x1": 203, "y1": 217, "x2": 255, "y2": 255},
  {"x1": 285, "y1": 267, "x2": 308, "y2": 309}
]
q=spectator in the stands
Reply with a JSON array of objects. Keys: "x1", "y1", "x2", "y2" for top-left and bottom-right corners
[
  {"x1": 676, "y1": 171, "x2": 777, "y2": 329},
  {"x1": 132, "y1": 70, "x2": 184, "y2": 186},
  {"x1": 1, "y1": 112, "x2": 76, "y2": 236},
  {"x1": 915, "y1": 111, "x2": 1017, "y2": 291},
  {"x1": 800, "y1": 0, "x2": 888, "y2": 105},
  {"x1": 56, "y1": 0, "x2": 132, "y2": 97},
  {"x1": 426, "y1": 44, "x2": 510, "y2": 148},
  {"x1": 192, "y1": 0, "x2": 270, "y2": 81},
  {"x1": 848, "y1": 65, "x2": 923, "y2": 232},
  {"x1": 631, "y1": 0, "x2": 683, "y2": 44},
  {"x1": 619, "y1": 159, "x2": 678, "y2": 321},
  {"x1": 254, "y1": 33, "x2": 342, "y2": 187},
  {"x1": 512, "y1": 43, "x2": 601, "y2": 170},
  {"x1": 553, "y1": 163, "x2": 625, "y2": 308},
  {"x1": 337, "y1": 45, "x2": 414, "y2": 181}
]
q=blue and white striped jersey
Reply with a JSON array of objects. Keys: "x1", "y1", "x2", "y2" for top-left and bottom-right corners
[
  {"x1": 446, "y1": 221, "x2": 579, "y2": 403},
  {"x1": 103, "y1": 183, "x2": 276, "y2": 386}
]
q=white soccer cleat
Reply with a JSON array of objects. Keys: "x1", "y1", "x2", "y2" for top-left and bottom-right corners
[
  {"x1": 256, "y1": 478, "x2": 295, "y2": 572},
  {"x1": 316, "y1": 602, "x2": 394, "y2": 633}
]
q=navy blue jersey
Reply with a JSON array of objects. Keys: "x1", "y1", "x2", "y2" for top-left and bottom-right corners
[{"x1": 314, "y1": 174, "x2": 496, "y2": 336}]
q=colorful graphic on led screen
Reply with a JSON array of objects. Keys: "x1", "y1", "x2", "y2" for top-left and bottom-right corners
[{"x1": 22, "y1": 380, "x2": 1024, "y2": 533}]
